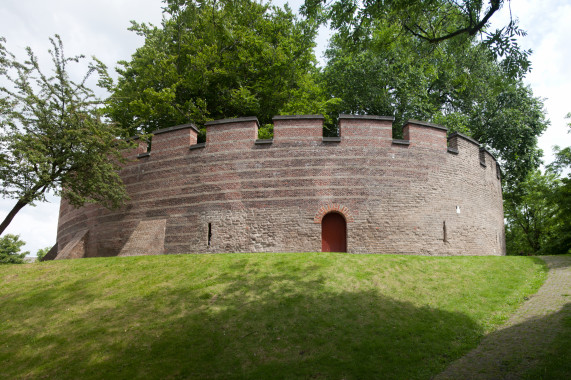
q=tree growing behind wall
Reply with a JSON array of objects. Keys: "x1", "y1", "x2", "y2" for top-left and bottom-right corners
[
  {"x1": 0, "y1": 35, "x2": 133, "y2": 236},
  {"x1": 108, "y1": 0, "x2": 547, "y2": 187},
  {"x1": 315, "y1": 0, "x2": 547, "y2": 188},
  {"x1": 107, "y1": 0, "x2": 339, "y2": 139}
]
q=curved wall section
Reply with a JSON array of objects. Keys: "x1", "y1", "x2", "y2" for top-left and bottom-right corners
[{"x1": 55, "y1": 115, "x2": 506, "y2": 258}]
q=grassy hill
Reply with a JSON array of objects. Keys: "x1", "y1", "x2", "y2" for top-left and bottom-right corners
[{"x1": 0, "y1": 253, "x2": 547, "y2": 379}]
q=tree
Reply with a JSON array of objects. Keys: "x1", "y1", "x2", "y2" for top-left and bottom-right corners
[
  {"x1": 0, "y1": 35, "x2": 133, "y2": 236},
  {"x1": 319, "y1": 1, "x2": 547, "y2": 188},
  {"x1": 302, "y1": 0, "x2": 530, "y2": 77},
  {"x1": 544, "y1": 116, "x2": 571, "y2": 254},
  {"x1": 107, "y1": 0, "x2": 336, "y2": 138},
  {"x1": 504, "y1": 116, "x2": 571, "y2": 256},
  {"x1": 0, "y1": 234, "x2": 28, "y2": 264},
  {"x1": 504, "y1": 170, "x2": 561, "y2": 255},
  {"x1": 36, "y1": 246, "x2": 51, "y2": 262}
]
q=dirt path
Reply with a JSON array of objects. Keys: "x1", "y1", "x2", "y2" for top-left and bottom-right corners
[{"x1": 435, "y1": 255, "x2": 571, "y2": 380}]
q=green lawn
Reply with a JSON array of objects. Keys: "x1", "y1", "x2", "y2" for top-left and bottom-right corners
[{"x1": 0, "y1": 253, "x2": 547, "y2": 379}]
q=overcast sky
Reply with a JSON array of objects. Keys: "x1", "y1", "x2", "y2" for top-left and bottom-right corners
[{"x1": 1, "y1": 0, "x2": 570, "y2": 256}]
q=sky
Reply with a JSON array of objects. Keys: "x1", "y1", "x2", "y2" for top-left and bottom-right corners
[{"x1": 1, "y1": 0, "x2": 570, "y2": 256}]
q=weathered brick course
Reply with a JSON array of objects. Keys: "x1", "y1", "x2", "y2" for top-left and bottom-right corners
[{"x1": 55, "y1": 115, "x2": 506, "y2": 257}]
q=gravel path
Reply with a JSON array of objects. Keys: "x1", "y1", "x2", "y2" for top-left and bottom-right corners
[{"x1": 435, "y1": 255, "x2": 571, "y2": 380}]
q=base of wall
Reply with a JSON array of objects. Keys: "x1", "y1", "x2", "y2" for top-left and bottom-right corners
[
  {"x1": 118, "y1": 219, "x2": 167, "y2": 256},
  {"x1": 55, "y1": 230, "x2": 88, "y2": 260}
]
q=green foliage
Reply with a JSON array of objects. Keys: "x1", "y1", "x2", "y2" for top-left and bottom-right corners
[
  {"x1": 467, "y1": 81, "x2": 547, "y2": 189},
  {"x1": 505, "y1": 123, "x2": 571, "y2": 255},
  {"x1": 504, "y1": 170, "x2": 561, "y2": 255},
  {"x1": 0, "y1": 234, "x2": 28, "y2": 264},
  {"x1": 544, "y1": 118, "x2": 571, "y2": 255},
  {"x1": 107, "y1": 0, "x2": 545, "y2": 188},
  {"x1": 549, "y1": 113, "x2": 571, "y2": 173},
  {"x1": 302, "y1": 1, "x2": 531, "y2": 77},
  {"x1": 257, "y1": 123, "x2": 273, "y2": 140},
  {"x1": 0, "y1": 253, "x2": 546, "y2": 378},
  {"x1": 36, "y1": 246, "x2": 51, "y2": 262},
  {"x1": 107, "y1": 0, "x2": 332, "y2": 139},
  {"x1": 319, "y1": 3, "x2": 547, "y2": 187},
  {"x1": 0, "y1": 35, "x2": 134, "y2": 235}
]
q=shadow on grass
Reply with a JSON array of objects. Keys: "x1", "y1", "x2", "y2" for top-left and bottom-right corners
[
  {"x1": 0, "y1": 261, "x2": 504, "y2": 380},
  {"x1": 436, "y1": 255, "x2": 571, "y2": 379},
  {"x1": 538, "y1": 254, "x2": 571, "y2": 270},
  {"x1": 436, "y1": 302, "x2": 571, "y2": 379}
]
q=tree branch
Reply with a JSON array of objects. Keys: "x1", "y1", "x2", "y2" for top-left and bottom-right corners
[{"x1": 404, "y1": 0, "x2": 501, "y2": 44}]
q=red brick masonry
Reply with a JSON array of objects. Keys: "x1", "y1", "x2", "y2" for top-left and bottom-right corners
[{"x1": 55, "y1": 115, "x2": 506, "y2": 258}]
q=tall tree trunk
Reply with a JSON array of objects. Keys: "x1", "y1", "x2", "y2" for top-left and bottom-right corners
[{"x1": 0, "y1": 199, "x2": 28, "y2": 236}]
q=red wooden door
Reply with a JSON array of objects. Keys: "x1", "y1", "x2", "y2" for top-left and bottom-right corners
[{"x1": 322, "y1": 213, "x2": 347, "y2": 252}]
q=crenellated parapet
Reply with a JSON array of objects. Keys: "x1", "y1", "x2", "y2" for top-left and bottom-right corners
[
  {"x1": 55, "y1": 114, "x2": 505, "y2": 259},
  {"x1": 131, "y1": 115, "x2": 501, "y2": 173}
]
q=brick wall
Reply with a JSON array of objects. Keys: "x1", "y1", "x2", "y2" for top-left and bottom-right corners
[{"x1": 55, "y1": 115, "x2": 506, "y2": 257}]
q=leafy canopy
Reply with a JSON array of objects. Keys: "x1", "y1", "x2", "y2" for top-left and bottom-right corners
[
  {"x1": 504, "y1": 169, "x2": 561, "y2": 255},
  {"x1": 544, "y1": 117, "x2": 571, "y2": 254},
  {"x1": 107, "y1": 0, "x2": 337, "y2": 138},
  {"x1": 302, "y1": 0, "x2": 531, "y2": 77},
  {"x1": 109, "y1": 0, "x2": 547, "y2": 188},
  {"x1": 505, "y1": 117, "x2": 571, "y2": 255},
  {"x1": 318, "y1": 0, "x2": 547, "y2": 187},
  {"x1": 0, "y1": 35, "x2": 133, "y2": 236}
]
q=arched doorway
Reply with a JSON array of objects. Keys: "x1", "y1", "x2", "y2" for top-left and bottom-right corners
[{"x1": 322, "y1": 212, "x2": 347, "y2": 252}]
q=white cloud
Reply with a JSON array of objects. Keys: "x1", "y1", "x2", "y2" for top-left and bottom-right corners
[
  {"x1": 493, "y1": 0, "x2": 571, "y2": 163},
  {"x1": 0, "y1": 195, "x2": 59, "y2": 255},
  {"x1": 1, "y1": 0, "x2": 163, "y2": 255}
]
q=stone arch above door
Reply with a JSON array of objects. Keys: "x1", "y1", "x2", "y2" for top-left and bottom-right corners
[{"x1": 314, "y1": 203, "x2": 354, "y2": 224}]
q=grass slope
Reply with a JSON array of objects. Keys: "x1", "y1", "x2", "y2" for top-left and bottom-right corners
[{"x1": 0, "y1": 253, "x2": 546, "y2": 379}]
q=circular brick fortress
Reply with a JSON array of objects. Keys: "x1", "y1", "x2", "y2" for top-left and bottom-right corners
[{"x1": 53, "y1": 115, "x2": 506, "y2": 259}]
